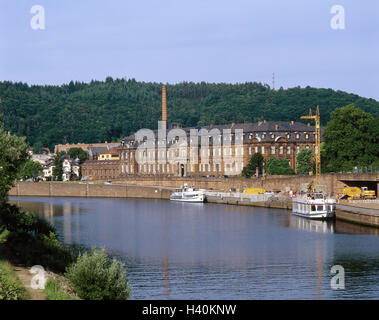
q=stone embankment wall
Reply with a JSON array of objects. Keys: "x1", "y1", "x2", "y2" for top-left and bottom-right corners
[
  {"x1": 118, "y1": 174, "x2": 347, "y2": 195},
  {"x1": 335, "y1": 204, "x2": 379, "y2": 228},
  {"x1": 9, "y1": 182, "x2": 173, "y2": 200}
]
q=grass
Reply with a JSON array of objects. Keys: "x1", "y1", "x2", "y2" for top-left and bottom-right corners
[
  {"x1": 0, "y1": 260, "x2": 29, "y2": 300},
  {"x1": 44, "y1": 278, "x2": 77, "y2": 300}
]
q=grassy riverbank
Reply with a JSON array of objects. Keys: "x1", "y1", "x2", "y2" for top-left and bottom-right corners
[
  {"x1": 0, "y1": 254, "x2": 29, "y2": 300},
  {"x1": 0, "y1": 203, "x2": 132, "y2": 300}
]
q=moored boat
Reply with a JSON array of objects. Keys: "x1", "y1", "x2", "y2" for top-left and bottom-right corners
[
  {"x1": 292, "y1": 192, "x2": 336, "y2": 220},
  {"x1": 170, "y1": 184, "x2": 205, "y2": 203}
]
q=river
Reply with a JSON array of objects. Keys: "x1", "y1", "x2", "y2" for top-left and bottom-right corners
[{"x1": 9, "y1": 196, "x2": 379, "y2": 300}]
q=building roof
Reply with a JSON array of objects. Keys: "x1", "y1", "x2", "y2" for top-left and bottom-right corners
[
  {"x1": 120, "y1": 121, "x2": 323, "y2": 149},
  {"x1": 100, "y1": 146, "x2": 120, "y2": 155}
]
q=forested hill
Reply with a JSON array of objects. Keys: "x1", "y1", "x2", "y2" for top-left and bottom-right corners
[{"x1": 0, "y1": 78, "x2": 378, "y2": 152}]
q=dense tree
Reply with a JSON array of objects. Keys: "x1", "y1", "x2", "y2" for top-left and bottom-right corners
[
  {"x1": 265, "y1": 156, "x2": 295, "y2": 175},
  {"x1": 0, "y1": 80, "x2": 378, "y2": 151},
  {"x1": 242, "y1": 152, "x2": 264, "y2": 177},
  {"x1": 67, "y1": 148, "x2": 88, "y2": 164},
  {"x1": 19, "y1": 159, "x2": 43, "y2": 181},
  {"x1": 0, "y1": 125, "x2": 29, "y2": 204},
  {"x1": 322, "y1": 104, "x2": 379, "y2": 172},
  {"x1": 296, "y1": 148, "x2": 313, "y2": 174},
  {"x1": 52, "y1": 151, "x2": 66, "y2": 181}
]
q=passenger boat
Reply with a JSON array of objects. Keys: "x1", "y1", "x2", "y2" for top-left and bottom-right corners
[
  {"x1": 170, "y1": 184, "x2": 205, "y2": 203},
  {"x1": 292, "y1": 192, "x2": 336, "y2": 220}
]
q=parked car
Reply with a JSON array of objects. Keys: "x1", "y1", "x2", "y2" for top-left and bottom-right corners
[
  {"x1": 207, "y1": 175, "x2": 216, "y2": 178},
  {"x1": 221, "y1": 175, "x2": 229, "y2": 178},
  {"x1": 104, "y1": 181, "x2": 112, "y2": 185}
]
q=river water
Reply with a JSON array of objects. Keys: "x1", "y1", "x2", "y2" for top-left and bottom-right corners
[{"x1": 9, "y1": 196, "x2": 379, "y2": 300}]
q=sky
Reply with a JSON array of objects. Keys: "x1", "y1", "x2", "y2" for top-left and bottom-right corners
[{"x1": 0, "y1": 0, "x2": 378, "y2": 100}]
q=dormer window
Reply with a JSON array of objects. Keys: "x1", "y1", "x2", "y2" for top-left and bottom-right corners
[
  {"x1": 305, "y1": 134, "x2": 309, "y2": 140},
  {"x1": 271, "y1": 134, "x2": 275, "y2": 139},
  {"x1": 296, "y1": 133, "x2": 300, "y2": 139}
]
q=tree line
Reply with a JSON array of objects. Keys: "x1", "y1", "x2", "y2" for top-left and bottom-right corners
[{"x1": 1, "y1": 78, "x2": 378, "y2": 153}]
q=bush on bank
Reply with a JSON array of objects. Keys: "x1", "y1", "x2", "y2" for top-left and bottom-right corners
[
  {"x1": 0, "y1": 261, "x2": 28, "y2": 300},
  {"x1": 0, "y1": 203, "x2": 75, "y2": 273},
  {"x1": 65, "y1": 248, "x2": 132, "y2": 300}
]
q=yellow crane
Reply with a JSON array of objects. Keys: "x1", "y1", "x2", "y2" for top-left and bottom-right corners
[{"x1": 301, "y1": 105, "x2": 321, "y2": 188}]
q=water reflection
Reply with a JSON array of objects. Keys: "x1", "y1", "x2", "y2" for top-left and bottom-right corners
[
  {"x1": 287, "y1": 214, "x2": 335, "y2": 234},
  {"x1": 8, "y1": 197, "x2": 379, "y2": 299}
]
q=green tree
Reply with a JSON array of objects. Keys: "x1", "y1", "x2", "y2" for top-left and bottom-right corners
[
  {"x1": 323, "y1": 104, "x2": 379, "y2": 172},
  {"x1": 0, "y1": 126, "x2": 29, "y2": 204},
  {"x1": 242, "y1": 152, "x2": 264, "y2": 177},
  {"x1": 265, "y1": 156, "x2": 295, "y2": 175},
  {"x1": 19, "y1": 160, "x2": 43, "y2": 181},
  {"x1": 296, "y1": 148, "x2": 313, "y2": 174},
  {"x1": 52, "y1": 151, "x2": 66, "y2": 181},
  {"x1": 67, "y1": 148, "x2": 88, "y2": 164}
]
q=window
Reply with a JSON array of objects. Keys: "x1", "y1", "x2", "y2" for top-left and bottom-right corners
[
  {"x1": 262, "y1": 146, "x2": 265, "y2": 154},
  {"x1": 296, "y1": 133, "x2": 300, "y2": 139},
  {"x1": 279, "y1": 146, "x2": 283, "y2": 154},
  {"x1": 271, "y1": 146, "x2": 275, "y2": 154},
  {"x1": 317, "y1": 205, "x2": 324, "y2": 211}
]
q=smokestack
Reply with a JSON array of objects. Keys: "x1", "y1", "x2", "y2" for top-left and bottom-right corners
[{"x1": 162, "y1": 85, "x2": 167, "y2": 130}]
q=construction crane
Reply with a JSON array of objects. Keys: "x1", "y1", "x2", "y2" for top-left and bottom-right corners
[{"x1": 301, "y1": 105, "x2": 321, "y2": 189}]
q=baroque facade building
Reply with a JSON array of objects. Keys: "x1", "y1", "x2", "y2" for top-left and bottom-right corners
[
  {"x1": 82, "y1": 86, "x2": 321, "y2": 180},
  {"x1": 118, "y1": 120, "x2": 321, "y2": 178}
]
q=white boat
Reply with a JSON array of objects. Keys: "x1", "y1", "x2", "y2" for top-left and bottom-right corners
[
  {"x1": 170, "y1": 184, "x2": 205, "y2": 203},
  {"x1": 292, "y1": 192, "x2": 336, "y2": 220}
]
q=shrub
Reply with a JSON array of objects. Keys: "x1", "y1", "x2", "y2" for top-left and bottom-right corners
[
  {"x1": 0, "y1": 204, "x2": 75, "y2": 273},
  {"x1": 65, "y1": 248, "x2": 132, "y2": 300},
  {"x1": 0, "y1": 262, "x2": 27, "y2": 300},
  {"x1": 44, "y1": 278, "x2": 75, "y2": 300},
  {"x1": 6, "y1": 231, "x2": 76, "y2": 273},
  {"x1": 0, "y1": 204, "x2": 55, "y2": 235}
]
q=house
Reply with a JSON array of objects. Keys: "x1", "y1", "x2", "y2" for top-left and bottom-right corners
[
  {"x1": 61, "y1": 155, "x2": 80, "y2": 181},
  {"x1": 98, "y1": 147, "x2": 120, "y2": 160}
]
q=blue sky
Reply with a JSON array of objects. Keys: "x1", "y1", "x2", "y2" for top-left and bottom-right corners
[{"x1": 0, "y1": 0, "x2": 378, "y2": 100}]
